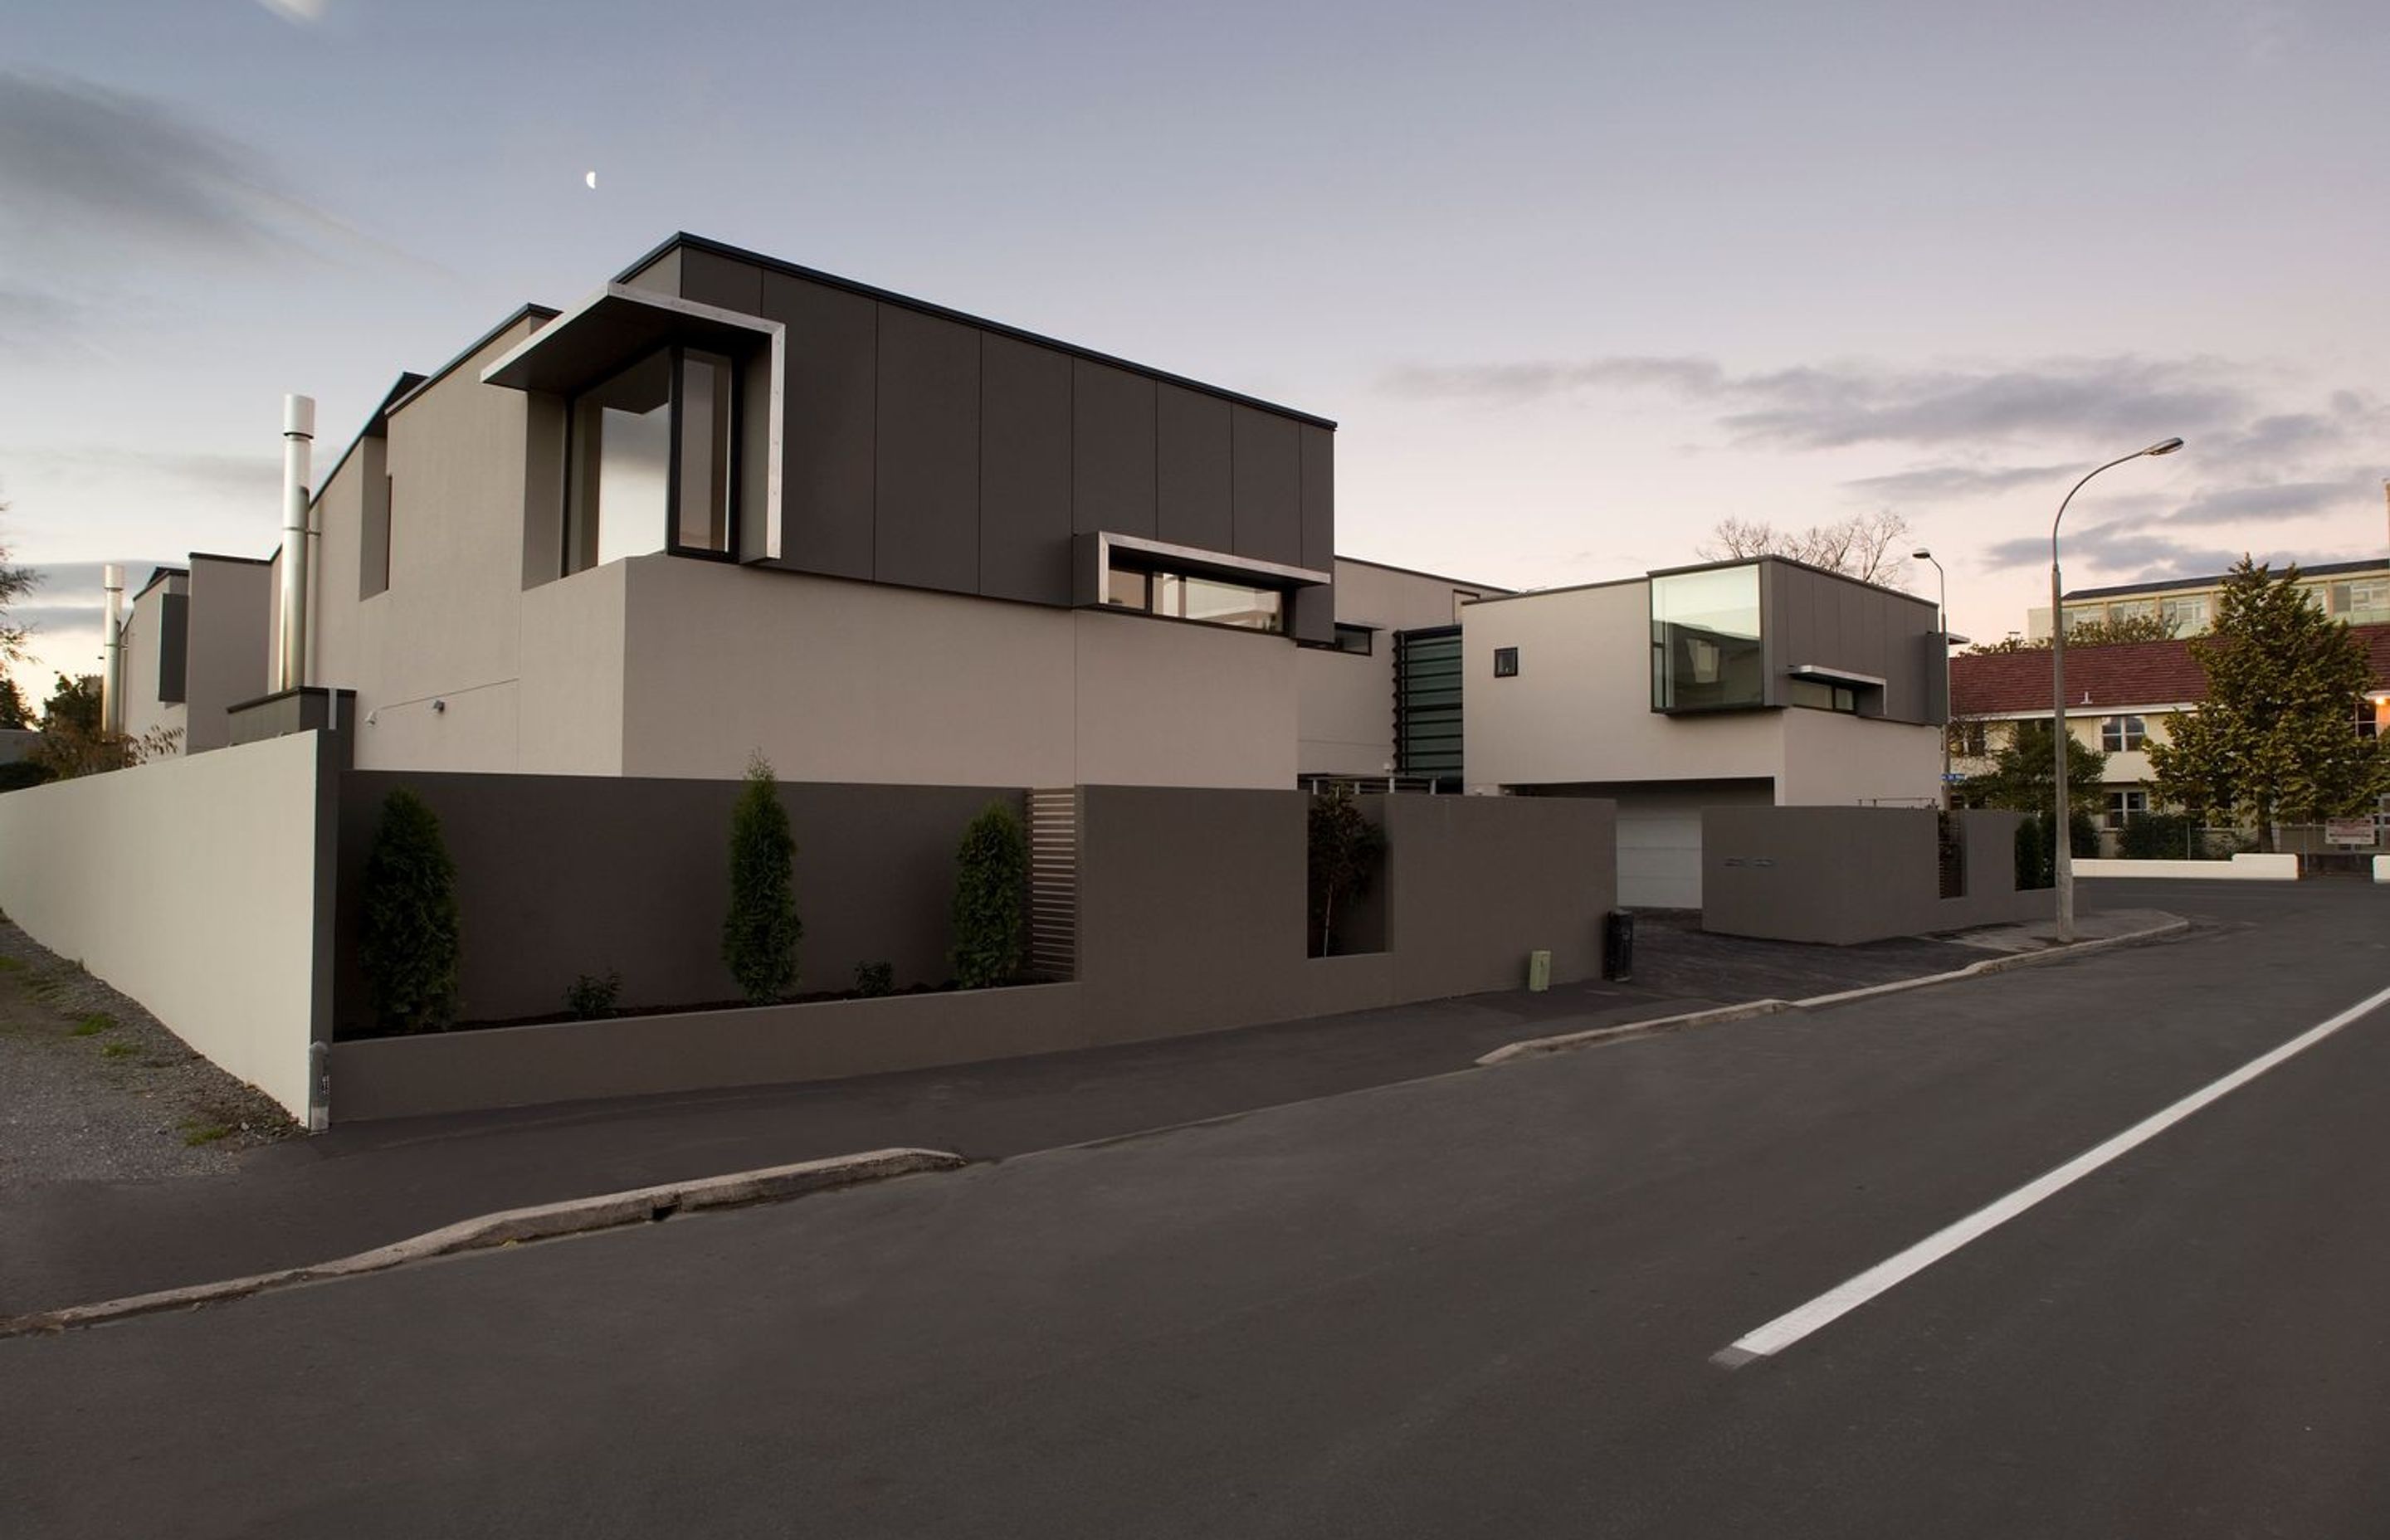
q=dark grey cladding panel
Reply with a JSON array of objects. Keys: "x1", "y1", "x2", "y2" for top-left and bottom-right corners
[
  {"x1": 979, "y1": 334, "x2": 1073, "y2": 605},
  {"x1": 1155, "y1": 384, "x2": 1232, "y2": 552},
  {"x1": 1230, "y1": 406, "x2": 1302, "y2": 566},
  {"x1": 763, "y1": 270, "x2": 876, "y2": 579},
  {"x1": 875, "y1": 305, "x2": 982, "y2": 592},
  {"x1": 1290, "y1": 583, "x2": 1334, "y2": 646},
  {"x1": 157, "y1": 592, "x2": 189, "y2": 704},
  {"x1": 1764, "y1": 561, "x2": 1938, "y2": 724},
  {"x1": 1072, "y1": 361, "x2": 1156, "y2": 538},
  {"x1": 678, "y1": 247, "x2": 765, "y2": 314},
  {"x1": 1298, "y1": 424, "x2": 1334, "y2": 573}
]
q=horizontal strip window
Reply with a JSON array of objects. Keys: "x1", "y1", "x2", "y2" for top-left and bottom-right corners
[{"x1": 1104, "y1": 562, "x2": 1284, "y2": 633}]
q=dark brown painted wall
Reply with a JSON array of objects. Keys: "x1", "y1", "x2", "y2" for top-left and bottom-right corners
[
  {"x1": 1700, "y1": 807, "x2": 2046, "y2": 945},
  {"x1": 327, "y1": 782, "x2": 1622, "y2": 1118},
  {"x1": 656, "y1": 243, "x2": 1334, "y2": 638},
  {"x1": 335, "y1": 772, "x2": 1021, "y2": 1030}
]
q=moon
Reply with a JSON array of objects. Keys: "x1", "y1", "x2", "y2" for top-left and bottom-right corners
[{"x1": 584, "y1": 170, "x2": 598, "y2": 190}]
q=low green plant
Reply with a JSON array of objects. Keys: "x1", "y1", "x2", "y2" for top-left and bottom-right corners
[
  {"x1": 1307, "y1": 786, "x2": 1388, "y2": 958},
  {"x1": 854, "y1": 960, "x2": 895, "y2": 998},
  {"x1": 358, "y1": 787, "x2": 462, "y2": 1034},
  {"x1": 564, "y1": 969, "x2": 622, "y2": 1021},
  {"x1": 949, "y1": 802, "x2": 1027, "y2": 989},
  {"x1": 0, "y1": 956, "x2": 24, "y2": 972},
  {"x1": 100, "y1": 1040, "x2": 136, "y2": 1059},
  {"x1": 71, "y1": 1011, "x2": 115, "y2": 1036},
  {"x1": 721, "y1": 753, "x2": 800, "y2": 1005},
  {"x1": 179, "y1": 1119, "x2": 232, "y2": 1147}
]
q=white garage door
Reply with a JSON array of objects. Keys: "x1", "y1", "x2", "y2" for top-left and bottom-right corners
[{"x1": 1614, "y1": 783, "x2": 1775, "y2": 909}]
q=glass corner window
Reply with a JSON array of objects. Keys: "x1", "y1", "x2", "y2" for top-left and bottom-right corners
[
  {"x1": 1651, "y1": 564, "x2": 1763, "y2": 711},
  {"x1": 565, "y1": 346, "x2": 736, "y2": 576}
]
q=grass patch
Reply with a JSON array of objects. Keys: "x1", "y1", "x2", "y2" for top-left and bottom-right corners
[
  {"x1": 71, "y1": 1011, "x2": 118, "y2": 1036},
  {"x1": 178, "y1": 1118, "x2": 233, "y2": 1148},
  {"x1": 0, "y1": 956, "x2": 24, "y2": 972},
  {"x1": 100, "y1": 1040, "x2": 137, "y2": 1059}
]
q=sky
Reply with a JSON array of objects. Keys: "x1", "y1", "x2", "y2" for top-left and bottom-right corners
[{"x1": 4, "y1": 0, "x2": 2388, "y2": 695}]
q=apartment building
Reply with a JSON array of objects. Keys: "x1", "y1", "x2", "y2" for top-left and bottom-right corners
[{"x1": 2025, "y1": 558, "x2": 2390, "y2": 641}]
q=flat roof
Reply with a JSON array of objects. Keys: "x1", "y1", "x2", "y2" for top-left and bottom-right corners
[
  {"x1": 2064, "y1": 557, "x2": 2390, "y2": 602},
  {"x1": 622, "y1": 231, "x2": 1337, "y2": 431},
  {"x1": 1334, "y1": 553, "x2": 1515, "y2": 595}
]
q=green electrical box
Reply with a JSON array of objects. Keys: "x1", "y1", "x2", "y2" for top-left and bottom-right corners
[{"x1": 1526, "y1": 949, "x2": 1551, "y2": 992}]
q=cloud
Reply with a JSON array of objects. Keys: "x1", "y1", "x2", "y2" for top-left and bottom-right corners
[
  {"x1": 255, "y1": 0, "x2": 328, "y2": 22},
  {"x1": 1381, "y1": 349, "x2": 2251, "y2": 452},
  {"x1": 2155, "y1": 471, "x2": 2383, "y2": 528},
  {"x1": 1842, "y1": 461, "x2": 2078, "y2": 504},
  {"x1": 16, "y1": 447, "x2": 280, "y2": 502},
  {"x1": 0, "y1": 72, "x2": 429, "y2": 340},
  {"x1": 1381, "y1": 357, "x2": 1725, "y2": 406}
]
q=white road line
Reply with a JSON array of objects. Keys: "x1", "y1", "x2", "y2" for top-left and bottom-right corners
[{"x1": 1714, "y1": 978, "x2": 2390, "y2": 1368}]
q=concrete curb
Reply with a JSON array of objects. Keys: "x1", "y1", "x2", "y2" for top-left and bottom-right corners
[
  {"x1": 1476, "y1": 916, "x2": 2193, "y2": 1067},
  {"x1": 1476, "y1": 997, "x2": 1797, "y2": 1065},
  {"x1": 0, "y1": 1147, "x2": 965, "y2": 1339}
]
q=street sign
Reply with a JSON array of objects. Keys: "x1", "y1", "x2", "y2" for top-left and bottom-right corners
[
  {"x1": 2324, "y1": 816, "x2": 2375, "y2": 846},
  {"x1": 1942, "y1": 772, "x2": 1968, "y2": 784}
]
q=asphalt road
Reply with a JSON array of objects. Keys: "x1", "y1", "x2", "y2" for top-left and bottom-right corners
[{"x1": 5, "y1": 879, "x2": 2388, "y2": 1537}]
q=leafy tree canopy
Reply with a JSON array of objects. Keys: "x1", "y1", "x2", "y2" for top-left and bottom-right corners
[
  {"x1": 2146, "y1": 558, "x2": 2389, "y2": 846},
  {"x1": 1958, "y1": 718, "x2": 2109, "y2": 821}
]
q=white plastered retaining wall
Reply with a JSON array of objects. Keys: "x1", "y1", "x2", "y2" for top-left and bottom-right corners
[
  {"x1": 0, "y1": 732, "x2": 327, "y2": 1117},
  {"x1": 2075, "y1": 853, "x2": 2300, "y2": 881}
]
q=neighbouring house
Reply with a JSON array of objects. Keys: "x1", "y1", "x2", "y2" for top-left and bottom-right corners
[
  {"x1": 1458, "y1": 557, "x2": 1950, "y2": 907},
  {"x1": 116, "y1": 556, "x2": 273, "y2": 754},
  {"x1": 2024, "y1": 558, "x2": 2390, "y2": 641},
  {"x1": 1948, "y1": 626, "x2": 2390, "y2": 851}
]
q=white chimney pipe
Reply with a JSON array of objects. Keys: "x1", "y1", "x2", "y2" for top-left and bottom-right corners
[
  {"x1": 277, "y1": 394, "x2": 315, "y2": 693},
  {"x1": 100, "y1": 563, "x2": 125, "y2": 735}
]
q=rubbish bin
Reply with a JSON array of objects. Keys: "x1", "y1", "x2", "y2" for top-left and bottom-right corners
[{"x1": 1602, "y1": 909, "x2": 1634, "y2": 982}]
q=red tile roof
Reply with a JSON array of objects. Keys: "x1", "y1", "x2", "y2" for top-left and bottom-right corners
[{"x1": 1950, "y1": 623, "x2": 2390, "y2": 715}]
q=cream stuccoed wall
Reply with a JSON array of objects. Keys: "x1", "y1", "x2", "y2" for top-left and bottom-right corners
[
  {"x1": 120, "y1": 574, "x2": 189, "y2": 750},
  {"x1": 308, "y1": 317, "x2": 563, "y2": 773},
  {"x1": 0, "y1": 732, "x2": 328, "y2": 1118},
  {"x1": 1462, "y1": 578, "x2": 1941, "y2": 804},
  {"x1": 1461, "y1": 581, "x2": 1786, "y2": 789},
  {"x1": 617, "y1": 555, "x2": 1296, "y2": 787},
  {"x1": 1298, "y1": 558, "x2": 1508, "y2": 777},
  {"x1": 1774, "y1": 704, "x2": 1942, "y2": 806},
  {"x1": 185, "y1": 556, "x2": 272, "y2": 751}
]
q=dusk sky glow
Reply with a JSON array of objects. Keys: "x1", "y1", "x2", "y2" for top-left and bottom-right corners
[{"x1": 5, "y1": 0, "x2": 2388, "y2": 689}]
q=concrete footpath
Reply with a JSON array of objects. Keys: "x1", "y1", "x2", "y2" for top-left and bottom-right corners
[{"x1": 0, "y1": 905, "x2": 2179, "y2": 1318}]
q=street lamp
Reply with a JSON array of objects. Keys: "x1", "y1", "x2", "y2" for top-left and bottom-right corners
[
  {"x1": 1914, "y1": 548, "x2": 1951, "y2": 802},
  {"x1": 2051, "y1": 436, "x2": 2184, "y2": 941}
]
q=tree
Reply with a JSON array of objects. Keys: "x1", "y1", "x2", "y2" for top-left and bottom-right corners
[
  {"x1": 2147, "y1": 558, "x2": 2390, "y2": 850},
  {"x1": 0, "y1": 674, "x2": 32, "y2": 729},
  {"x1": 0, "y1": 501, "x2": 39, "y2": 666},
  {"x1": 721, "y1": 752, "x2": 799, "y2": 1003},
  {"x1": 1697, "y1": 509, "x2": 1913, "y2": 585},
  {"x1": 1962, "y1": 612, "x2": 2182, "y2": 654},
  {"x1": 358, "y1": 788, "x2": 461, "y2": 1034},
  {"x1": 949, "y1": 802, "x2": 1027, "y2": 988},
  {"x1": 1306, "y1": 786, "x2": 1387, "y2": 958},
  {"x1": 27, "y1": 672, "x2": 178, "y2": 778},
  {"x1": 1960, "y1": 718, "x2": 2105, "y2": 862}
]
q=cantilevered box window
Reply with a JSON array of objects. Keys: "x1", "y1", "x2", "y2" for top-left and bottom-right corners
[
  {"x1": 565, "y1": 346, "x2": 735, "y2": 573},
  {"x1": 1651, "y1": 564, "x2": 1764, "y2": 711}
]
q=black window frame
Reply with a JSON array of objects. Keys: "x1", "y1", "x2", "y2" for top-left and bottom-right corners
[
  {"x1": 1330, "y1": 623, "x2": 1375, "y2": 656},
  {"x1": 1492, "y1": 646, "x2": 1519, "y2": 678},
  {"x1": 562, "y1": 343, "x2": 742, "y2": 577}
]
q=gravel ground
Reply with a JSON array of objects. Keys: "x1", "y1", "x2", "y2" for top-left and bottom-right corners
[{"x1": 0, "y1": 919, "x2": 295, "y2": 1187}]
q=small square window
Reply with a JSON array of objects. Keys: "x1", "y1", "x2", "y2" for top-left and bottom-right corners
[{"x1": 1493, "y1": 646, "x2": 1519, "y2": 678}]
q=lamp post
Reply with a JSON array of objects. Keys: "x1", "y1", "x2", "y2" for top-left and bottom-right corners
[
  {"x1": 2051, "y1": 436, "x2": 2184, "y2": 941},
  {"x1": 1914, "y1": 548, "x2": 1950, "y2": 802}
]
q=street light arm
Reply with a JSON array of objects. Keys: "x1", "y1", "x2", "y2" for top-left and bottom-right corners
[{"x1": 2051, "y1": 449, "x2": 2149, "y2": 563}]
